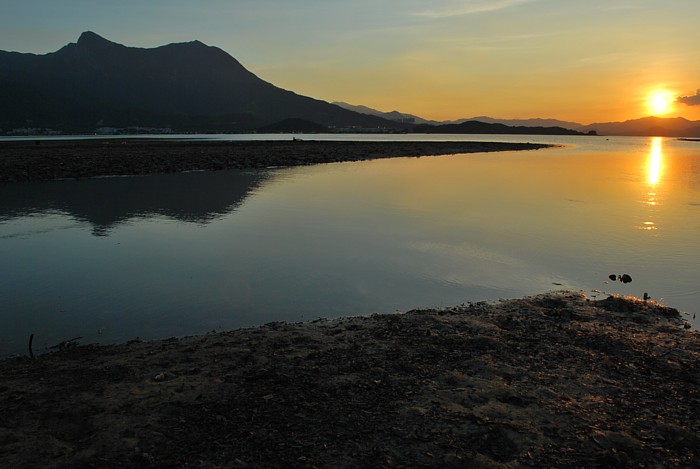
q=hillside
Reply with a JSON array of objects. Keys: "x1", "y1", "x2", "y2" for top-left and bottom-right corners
[{"x1": 0, "y1": 32, "x2": 401, "y2": 133}]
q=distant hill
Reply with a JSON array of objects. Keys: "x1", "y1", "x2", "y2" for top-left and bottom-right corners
[
  {"x1": 332, "y1": 102, "x2": 437, "y2": 125},
  {"x1": 332, "y1": 102, "x2": 586, "y2": 130},
  {"x1": 0, "y1": 32, "x2": 403, "y2": 133},
  {"x1": 413, "y1": 120, "x2": 588, "y2": 136},
  {"x1": 457, "y1": 115, "x2": 700, "y2": 137},
  {"x1": 582, "y1": 117, "x2": 700, "y2": 137},
  {"x1": 459, "y1": 116, "x2": 585, "y2": 131},
  {"x1": 332, "y1": 101, "x2": 700, "y2": 137}
]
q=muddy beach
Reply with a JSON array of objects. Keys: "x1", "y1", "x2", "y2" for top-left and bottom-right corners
[
  {"x1": 1, "y1": 292, "x2": 698, "y2": 467},
  {"x1": 0, "y1": 139, "x2": 551, "y2": 182}
]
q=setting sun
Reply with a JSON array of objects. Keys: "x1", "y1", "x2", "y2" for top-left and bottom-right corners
[{"x1": 646, "y1": 90, "x2": 675, "y2": 116}]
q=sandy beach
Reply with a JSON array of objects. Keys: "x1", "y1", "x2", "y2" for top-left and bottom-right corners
[
  {"x1": 0, "y1": 139, "x2": 552, "y2": 182},
  {"x1": 1, "y1": 292, "x2": 698, "y2": 467}
]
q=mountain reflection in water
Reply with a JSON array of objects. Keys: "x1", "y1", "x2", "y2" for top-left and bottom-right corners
[{"x1": 0, "y1": 170, "x2": 270, "y2": 236}]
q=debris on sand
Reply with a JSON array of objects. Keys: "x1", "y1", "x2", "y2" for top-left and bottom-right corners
[{"x1": 608, "y1": 273, "x2": 633, "y2": 284}]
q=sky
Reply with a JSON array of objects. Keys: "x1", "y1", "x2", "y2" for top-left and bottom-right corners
[{"x1": 3, "y1": 0, "x2": 700, "y2": 124}]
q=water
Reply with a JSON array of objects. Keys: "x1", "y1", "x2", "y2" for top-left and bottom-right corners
[{"x1": 1, "y1": 135, "x2": 699, "y2": 356}]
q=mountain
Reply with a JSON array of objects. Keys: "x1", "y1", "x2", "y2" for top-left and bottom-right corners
[
  {"x1": 459, "y1": 116, "x2": 585, "y2": 131},
  {"x1": 413, "y1": 120, "x2": 588, "y2": 135},
  {"x1": 331, "y1": 101, "x2": 700, "y2": 137},
  {"x1": 332, "y1": 102, "x2": 587, "y2": 130},
  {"x1": 582, "y1": 116, "x2": 700, "y2": 137},
  {"x1": 4, "y1": 33, "x2": 696, "y2": 136},
  {"x1": 457, "y1": 115, "x2": 700, "y2": 136},
  {"x1": 332, "y1": 101, "x2": 437, "y2": 125},
  {"x1": 0, "y1": 32, "x2": 403, "y2": 133}
]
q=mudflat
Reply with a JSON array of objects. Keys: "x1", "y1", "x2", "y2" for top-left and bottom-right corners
[
  {"x1": 1, "y1": 291, "x2": 698, "y2": 467},
  {"x1": 0, "y1": 139, "x2": 551, "y2": 182}
]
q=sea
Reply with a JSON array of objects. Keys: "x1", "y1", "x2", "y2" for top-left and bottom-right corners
[{"x1": 1, "y1": 133, "x2": 698, "y2": 356}]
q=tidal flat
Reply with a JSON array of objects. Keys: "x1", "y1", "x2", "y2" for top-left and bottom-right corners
[
  {"x1": 1, "y1": 292, "x2": 698, "y2": 467},
  {"x1": 0, "y1": 138, "x2": 551, "y2": 182}
]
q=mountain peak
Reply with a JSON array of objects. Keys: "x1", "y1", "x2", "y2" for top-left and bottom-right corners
[{"x1": 76, "y1": 31, "x2": 120, "y2": 49}]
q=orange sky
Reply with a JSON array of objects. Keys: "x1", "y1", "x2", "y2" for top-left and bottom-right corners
[{"x1": 4, "y1": 1, "x2": 700, "y2": 124}]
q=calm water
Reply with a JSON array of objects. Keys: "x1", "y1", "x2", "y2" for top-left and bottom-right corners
[{"x1": 1, "y1": 135, "x2": 699, "y2": 356}]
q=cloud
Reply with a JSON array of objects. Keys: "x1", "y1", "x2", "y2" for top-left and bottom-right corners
[
  {"x1": 415, "y1": 0, "x2": 535, "y2": 19},
  {"x1": 677, "y1": 89, "x2": 700, "y2": 106}
]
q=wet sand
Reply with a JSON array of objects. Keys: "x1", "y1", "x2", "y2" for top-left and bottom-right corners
[
  {"x1": 0, "y1": 139, "x2": 552, "y2": 182},
  {"x1": 1, "y1": 292, "x2": 698, "y2": 467}
]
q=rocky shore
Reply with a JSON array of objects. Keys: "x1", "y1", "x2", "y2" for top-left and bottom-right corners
[
  {"x1": 0, "y1": 139, "x2": 552, "y2": 182},
  {"x1": 1, "y1": 291, "x2": 698, "y2": 467}
]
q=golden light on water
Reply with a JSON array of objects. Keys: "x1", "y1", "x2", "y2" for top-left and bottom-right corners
[
  {"x1": 648, "y1": 137, "x2": 663, "y2": 186},
  {"x1": 641, "y1": 137, "x2": 664, "y2": 231}
]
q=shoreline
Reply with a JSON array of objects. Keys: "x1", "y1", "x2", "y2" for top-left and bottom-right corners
[
  {"x1": 0, "y1": 139, "x2": 553, "y2": 182},
  {"x1": 1, "y1": 291, "x2": 698, "y2": 467}
]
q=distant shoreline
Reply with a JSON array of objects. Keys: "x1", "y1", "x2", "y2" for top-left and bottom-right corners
[{"x1": 0, "y1": 139, "x2": 553, "y2": 182}]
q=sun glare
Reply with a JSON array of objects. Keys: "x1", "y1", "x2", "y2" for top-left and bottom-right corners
[{"x1": 646, "y1": 90, "x2": 674, "y2": 116}]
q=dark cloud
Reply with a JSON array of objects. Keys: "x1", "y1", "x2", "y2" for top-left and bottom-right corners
[{"x1": 677, "y1": 89, "x2": 700, "y2": 106}]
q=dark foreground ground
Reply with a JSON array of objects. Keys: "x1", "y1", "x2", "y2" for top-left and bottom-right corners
[
  {"x1": 1, "y1": 292, "x2": 698, "y2": 468},
  {"x1": 0, "y1": 139, "x2": 551, "y2": 182}
]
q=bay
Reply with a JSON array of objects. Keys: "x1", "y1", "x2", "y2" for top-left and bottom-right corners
[{"x1": 1, "y1": 134, "x2": 699, "y2": 356}]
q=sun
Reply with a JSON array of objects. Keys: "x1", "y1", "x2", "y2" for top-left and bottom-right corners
[{"x1": 646, "y1": 89, "x2": 675, "y2": 116}]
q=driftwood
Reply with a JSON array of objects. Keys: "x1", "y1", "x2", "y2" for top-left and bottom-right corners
[
  {"x1": 28, "y1": 333, "x2": 34, "y2": 359},
  {"x1": 49, "y1": 336, "x2": 83, "y2": 351}
]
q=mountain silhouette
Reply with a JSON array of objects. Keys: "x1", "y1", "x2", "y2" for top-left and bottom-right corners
[
  {"x1": 459, "y1": 116, "x2": 585, "y2": 131},
  {"x1": 332, "y1": 102, "x2": 438, "y2": 125},
  {"x1": 333, "y1": 102, "x2": 591, "y2": 129},
  {"x1": 0, "y1": 32, "x2": 402, "y2": 133},
  {"x1": 332, "y1": 102, "x2": 700, "y2": 137},
  {"x1": 413, "y1": 120, "x2": 587, "y2": 135},
  {"x1": 582, "y1": 116, "x2": 700, "y2": 137}
]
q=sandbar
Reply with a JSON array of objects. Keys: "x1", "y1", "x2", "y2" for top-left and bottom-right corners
[{"x1": 0, "y1": 139, "x2": 552, "y2": 182}]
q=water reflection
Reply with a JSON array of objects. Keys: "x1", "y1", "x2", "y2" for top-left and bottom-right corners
[
  {"x1": 2, "y1": 136, "x2": 700, "y2": 357},
  {"x1": 648, "y1": 137, "x2": 663, "y2": 187},
  {"x1": 0, "y1": 170, "x2": 269, "y2": 236},
  {"x1": 640, "y1": 137, "x2": 664, "y2": 231}
]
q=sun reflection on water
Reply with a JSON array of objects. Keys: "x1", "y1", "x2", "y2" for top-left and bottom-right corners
[
  {"x1": 648, "y1": 137, "x2": 663, "y2": 188},
  {"x1": 641, "y1": 137, "x2": 664, "y2": 231}
]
